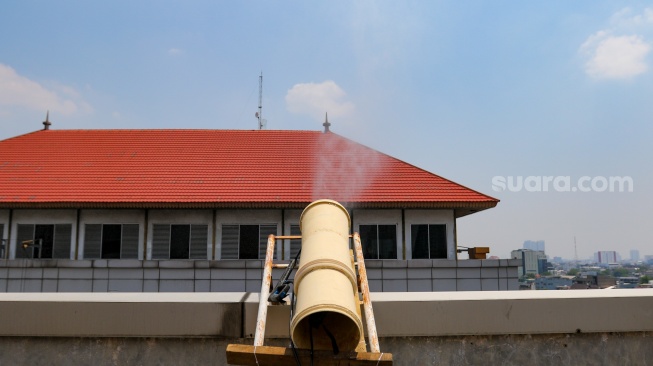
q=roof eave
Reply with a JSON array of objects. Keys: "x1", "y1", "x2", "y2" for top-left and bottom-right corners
[{"x1": 0, "y1": 200, "x2": 498, "y2": 215}]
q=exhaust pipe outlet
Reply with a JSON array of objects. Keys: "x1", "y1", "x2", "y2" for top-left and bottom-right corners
[{"x1": 290, "y1": 199, "x2": 363, "y2": 352}]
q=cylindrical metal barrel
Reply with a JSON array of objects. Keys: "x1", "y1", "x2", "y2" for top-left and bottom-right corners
[{"x1": 290, "y1": 199, "x2": 363, "y2": 352}]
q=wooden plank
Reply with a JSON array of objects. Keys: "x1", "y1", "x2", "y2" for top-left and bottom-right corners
[{"x1": 226, "y1": 344, "x2": 393, "y2": 366}]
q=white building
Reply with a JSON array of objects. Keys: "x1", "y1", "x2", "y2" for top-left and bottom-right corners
[
  {"x1": 630, "y1": 249, "x2": 640, "y2": 262},
  {"x1": 594, "y1": 251, "x2": 618, "y2": 266},
  {"x1": 0, "y1": 122, "x2": 520, "y2": 292}
]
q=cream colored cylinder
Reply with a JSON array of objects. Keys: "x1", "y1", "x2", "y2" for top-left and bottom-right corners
[{"x1": 291, "y1": 199, "x2": 363, "y2": 352}]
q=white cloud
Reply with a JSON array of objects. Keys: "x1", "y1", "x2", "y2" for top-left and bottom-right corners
[
  {"x1": 610, "y1": 7, "x2": 653, "y2": 27},
  {"x1": 0, "y1": 63, "x2": 90, "y2": 115},
  {"x1": 285, "y1": 81, "x2": 355, "y2": 120},
  {"x1": 581, "y1": 32, "x2": 651, "y2": 79},
  {"x1": 168, "y1": 48, "x2": 184, "y2": 56},
  {"x1": 580, "y1": 8, "x2": 653, "y2": 80}
]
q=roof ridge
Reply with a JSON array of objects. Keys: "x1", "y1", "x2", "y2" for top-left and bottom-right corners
[{"x1": 31, "y1": 128, "x2": 323, "y2": 133}]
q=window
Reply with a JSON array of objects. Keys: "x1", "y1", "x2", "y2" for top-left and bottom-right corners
[
  {"x1": 289, "y1": 224, "x2": 301, "y2": 260},
  {"x1": 359, "y1": 224, "x2": 397, "y2": 259},
  {"x1": 152, "y1": 224, "x2": 208, "y2": 259},
  {"x1": 15, "y1": 224, "x2": 72, "y2": 259},
  {"x1": 84, "y1": 224, "x2": 139, "y2": 259},
  {"x1": 0, "y1": 223, "x2": 4, "y2": 258},
  {"x1": 221, "y1": 224, "x2": 277, "y2": 259},
  {"x1": 411, "y1": 224, "x2": 447, "y2": 259}
]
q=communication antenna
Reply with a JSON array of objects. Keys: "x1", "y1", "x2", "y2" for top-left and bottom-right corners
[
  {"x1": 255, "y1": 72, "x2": 267, "y2": 130},
  {"x1": 574, "y1": 236, "x2": 579, "y2": 269}
]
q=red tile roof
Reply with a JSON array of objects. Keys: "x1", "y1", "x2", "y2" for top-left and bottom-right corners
[{"x1": 0, "y1": 129, "x2": 498, "y2": 215}]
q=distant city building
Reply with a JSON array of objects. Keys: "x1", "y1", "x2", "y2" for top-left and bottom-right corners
[
  {"x1": 594, "y1": 251, "x2": 618, "y2": 265},
  {"x1": 572, "y1": 274, "x2": 617, "y2": 289},
  {"x1": 518, "y1": 279, "x2": 535, "y2": 290},
  {"x1": 552, "y1": 256, "x2": 563, "y2": 263},
  {"x1": 617, "y1": 277, "x2": 640, "y2": 289},
  {"x1": 535, "y1": 275, "x2": 574, "y2": 290},
  {"x1": 630, "y1": 249, "x2": 640, "y2": 262},
  {"x1": 523, "y1": 240, "x2": 545, "y2": 252},
  {"x1": 511, "y1": 249, "x2": 547, "y2": 277}
]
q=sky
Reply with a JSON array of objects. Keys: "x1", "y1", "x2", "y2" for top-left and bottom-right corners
[{"x1": 1, "y1": 1, "x2": 652, "y2": 260}]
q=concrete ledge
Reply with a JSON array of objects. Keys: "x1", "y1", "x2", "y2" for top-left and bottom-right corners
[
  {"x1": 369, "y1": 290, "x2": 653, "y2": 337},
  {"x1": 0, "y1": 293, "x2": 246, "y2": 337},
  {"x1": 0, "y1": 287, "x2": 651, "y2": 365},
  {"x1": 244, "y1": 290, "x2": 653, "y2": 338},
  {"x1": 1, "y1": 290, "x2": 651, "y2": 340}
]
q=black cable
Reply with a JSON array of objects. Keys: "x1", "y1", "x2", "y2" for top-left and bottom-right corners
[
  {"x1": 310, "y1": 321, "x2": 314, "y2": 366},
  {"x1": 307, "y1": 313, "x2": 339, "y2": 356},
  {"x1": 281, "y1": 250, "x2": 302, "y2": 365},
  {"x1": 321, "y1": 324, "x2": 339, "y2": 355},
  {"x1": 289, "y1": 287, "x2": 302, "y2": 366}
]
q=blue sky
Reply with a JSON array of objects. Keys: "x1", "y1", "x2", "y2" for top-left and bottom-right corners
[{"x1": 1, "y1": 1, "x2": 652, "y2": 260}]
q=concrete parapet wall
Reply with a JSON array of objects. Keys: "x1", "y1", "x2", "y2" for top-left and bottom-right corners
[
  {"x1": 246, "y1": 290, "x2": 653, "y2": 338},
  {"x1": 1, "y1": 291, "x2": 651, "y2": 338},
  {"x1": 0, "y1": 291, "x2": 652, "y2": 365},
  {"x1": 0, "y1": 333, "x2": 651, "y2": 366},
  {"x1": 0, "y1": 259, "x2": 520, "y2": 292},
  {"x1": 0, "y1": 293, "x2": 245, "y2": 338}
]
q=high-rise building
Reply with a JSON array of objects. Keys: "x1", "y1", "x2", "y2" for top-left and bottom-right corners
[
  {"x1": 594, "y1": 251, "x2": 618, "y2": 265},
  {"x1": 511, "y1": 249, "x2": 547, "y2": 277},
  {"x1": 523, "y1": 240, "x2": 545, "y2": 252},
  {"x1": 630, "y1": 249, "x2": 640, "y2": 262}
]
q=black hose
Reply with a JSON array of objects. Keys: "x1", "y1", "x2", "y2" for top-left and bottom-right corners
[
  {"x1": 289, "y1": 288, "x2": 301, "y2": 366},
  {"x1": 310, "y1": 321, "x2": 314, "y2": 366}
]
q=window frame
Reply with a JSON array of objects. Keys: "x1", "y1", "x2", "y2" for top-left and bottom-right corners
[
  {"x1": 358, "y1": 224, "x2": 398, "y2": 260},
  {"x1": 14, "y1": 223, "x2": 72, "y2": 259},
  {"x1": 404, "y1": 210, "x2": 455, "y2": 260},
  {"x1": 410, "y1": 224, "x2": 448, "y2": 259},
  {"x1": 14, "y1": 223, "x2": 73, "y2": 260},
  {"x1": 0, "y1": 223, "x2": 5, "y2": 258},
  {"x1": 151, "y1": 223, "x2": 209, "y2": 260},
  {"x1": 352, "y1": 209, "x2": 402, "y2": 260},
  {"x1": 83, "y1": 223, "x2": 140, "y2": 260},
  {"x1": 288, "y1": 224, "x2": 301, "y2": 261},
  {"x1": 220, "y1": 223, "x2": 278, "y2": 260}
]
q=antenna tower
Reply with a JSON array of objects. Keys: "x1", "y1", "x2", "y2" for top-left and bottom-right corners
[
  {"x1": 256, "y1": 72, "x2": 266, "y2": 130},
  {"x1": 574, "y1": 236, "x2": 579, "y2": 269}
]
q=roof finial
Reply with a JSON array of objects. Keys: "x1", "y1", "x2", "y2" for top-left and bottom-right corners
[
  {"x1": 43, "y1": 111, "x2": 51, "y2": 131},
  {"x1": 322, "y1": 112, "x2": 331, "y2": 133}
]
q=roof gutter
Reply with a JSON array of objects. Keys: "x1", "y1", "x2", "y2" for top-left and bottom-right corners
[
  {"x1": 0, "y1": 200, "x2": 498, "y2": 218},
  {"x1": 0, "y1": 200, "x2": 497, "y2": 209}
]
